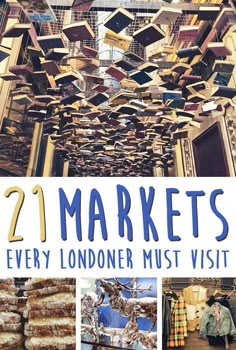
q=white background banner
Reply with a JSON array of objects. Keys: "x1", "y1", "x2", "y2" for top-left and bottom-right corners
[{"x1": 0, "y1": 177, "x2": 234, "y2": 278}]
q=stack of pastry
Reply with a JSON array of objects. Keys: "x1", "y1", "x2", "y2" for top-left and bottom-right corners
[
  {"x1": 23, "y1": 278, "x2": 76, "y2": 350},
  {"x1": 0, "y1": 278, "x2": 23, "y2": 349}
]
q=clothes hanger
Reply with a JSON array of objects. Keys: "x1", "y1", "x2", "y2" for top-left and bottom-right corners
[
  {"x1": 212, "y1": 279, "x2": 225, "y2": 298},
  {"x1": 227, "y1": 284, "x2": 236, "y2": 299},
  {"x1": 213, "y1": 288, "x2": 225, "y2": 298}
]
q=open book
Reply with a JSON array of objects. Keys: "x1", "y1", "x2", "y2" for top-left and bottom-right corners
[
  {"x1": 0, "y1": 46, "x2": 11, "y2": 63},
  {"x1": 62, "y1": 21, "x2": 95, "y2": 42},
  {"x1": 104, "y1": 7, "x2": 134, "y2": 33}
]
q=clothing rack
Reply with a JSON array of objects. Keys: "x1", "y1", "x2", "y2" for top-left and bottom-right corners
[
  {"x1": 163, "y1": 277, "x2": 220, "y2": 290},
  {"x1": 163, "y1": 281, "x2": 236, "y2": 350}
]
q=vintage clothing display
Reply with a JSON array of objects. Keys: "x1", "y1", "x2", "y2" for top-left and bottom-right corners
[
  {"x1": 162, "y1": 291, "x2": 188, "y2": 348},
  {"x1": 163, "y1": 279, "x2": 236, "y2": 349}
]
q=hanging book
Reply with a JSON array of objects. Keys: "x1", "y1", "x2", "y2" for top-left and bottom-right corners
[
  {"x1": 178, "y1": 25, "x2": 199, "y2": 41},
  {"x1": 47, "y1": 99, "x2": 61, "y2": 107},
  {"x1": 129, "y1": 99, "x2": 148, "y2": 109},
  {"x1": 213, "y1": 7, "x2": 235, "y2": 33},
  {"x1": 202, "y1": 101, "x2": 217, "y2": 112},
  {"x1": 45, "y1": 48, "x2": 69, "y2": 61},
  {"x1": 61, "y1": 93, "x2": 84, "y2": 105},
  {"x1": 103, "y1": 30, "x2": 132, "y2": 51},
  {"x1": 180, "y1": 74, "x2": 202, "y2": 82},
  {"x1": 69, "y1": 57, "x2": 100, "y2": 72},
  {"x1": 163, "y1": 90, "x2": 182, "y2": 101},
  {"x1": 34, "y1": 95, "x2": 56, "y2": 104},
  {"x1": 13, "y1": 94, "x2": 33, "y2": 105},
  {"x1": 187, "y1": 92, "x2": 206, "y2": 103},
  {"x1": 32, "y1": 71, "x2": 48, "y2": 84},
  {"x1": 133, "y1": 23, "x2": 166, "y2": 47},
  {"x1": 207, "y1": 42, "x2": 232, "y2": 56},
  {"x1": 148, "y1": 45, "x2": 174, "y2": 59},
  {"x1": 212, "y1": 86, "x2": 236, "y2": 98},
  {"x1": 47, "y1": 87, "x2": 61, "y2": 95},
  {"x1": 124, "y1": 51, "x2": 144, "y2": 62},
  {"x1": 108, "y1": 111, "x2": 121, "y2": 120},
  {"x1": 62, "y1": 80, "x2": 82, "y2": 96},
  {"x1": 0, "y1": 72, "x2": 21, "y2": 81},
  {"x1": 11, "y1": 86, "x2": 32, "y2": 96},
  {"x1": 191, "y1": 60, "x2": 207, "y2": 72},
  {"x1": 27, "y1": 110, "x2": 47, "y2": 118},
  {"x1": 158, "y1": 69, "x2": 173, "y2": 82},
  {"x1": 114, "y1": 59, "x2": 136, "y2": 72},
  {"x1": 166, "y1": 98, "x2": 185, "y2": 109},
  {"x1": 176, "y1": 110, "x2": 195, "y2": 119},
  {"x1": 151, "y1": 7, "x2": 182, "y2": 25},
  {"x1": 104, "y1": 7, "x2": 134, "y2": 34},
  {"x1": 109, "y1": 89, "x2": 135, "y2": 104},
  {"x1": 129, "y1": 71, "x2": 152, "y2": 85},
  {"x1": 9, "y1": 64, "x2": 32, "y2": 75},
  {"x1": 27, "y1": 46, "x2": 45, "y2": 58},
  {"x1": 82, "y1": 45, "x2": 98, "y2": 58},
  {"x1": 138, "y1": 62, "x2": 159, "y2": 73},
  {"x1": 55, "y1": 70, "x2": 83, "y2": 86},
  {"x1": 0, "y1": 46, "x2": 11, "y2": 63},
  {"x1": 105, "y1": 65, "x2": 127, "y2": 81},
  {"x1": 184, "y1": 102, "x2": 199, "y2": 111},
  {"x1": 172, "y1": 130, "x2": 188, "y2": 140},
  {"x1": 38, "y1": 34, "x2": 65, "y2": 50},
  {"x1": 115, "y1": 104, "x2": 139, "y2": 115},
  {"x1": 2, "y1": 23, "x2": 31, "y2": 38},
  {"x1": 85, "y1": 110, "x2": 103, "y2": 120},
  {"x1": 171, "y1": 62, "x2": 191, "y2": 74},
  {"x1": 41, "y1": 60, "x2": 61, "y2": 76},
  {"x1": 176, "y1": 46, "x2": 202, "y2": 58},
  {"x1": 82, "y1": 74, "x2": 104, "y2": 85},
  {"x1": 88, "y1": 92, "x2": 109, "y2": 106},
  {"x1": 197, "y1": 6, "x2": 220, "y2": 21},
  {"x1": 213, "y1": 60, "x2": 235, "y2": 74},
  {"x1": 213, "y1": 72, "x2": 231, "y2": 86},
  {"x1": 16, "y1": 0, "x2": 57, "y2": 22},
  {"x1": 92, "y1": 84, "x2": 110, "y2": 93},
  {"x1": 134, "y1": 86, "x2": 148, "y2": 93},
  {"x1": 72, "y1": 0, "x2": 94, "y2": 10},
  {"x1": 186, "y1": 81, "x2": 210, "y2": 94},
  {"x1": 62, "y1": 21, "x2": 95, "y2": 42}
]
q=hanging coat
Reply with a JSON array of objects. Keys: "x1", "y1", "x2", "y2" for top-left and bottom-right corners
[
  {"x1": 183, "y1": 285, "x2": 207, "y2": 331},
  {"x1": 162, "y1": 293, "x2": 171, "y2": 348},
  {"x1": 167, "y1": 297, "x2": 188, "y2": 347},
  {"x1": 199, "y1": 302, "x2": 236, "y2": 339}
]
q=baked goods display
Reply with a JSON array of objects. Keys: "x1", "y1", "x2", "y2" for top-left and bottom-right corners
[
  {"x1": 0, "y1": 278, "x2": 24, "y2": 350},
  {"x1": 24, "y1": 278, "x2": 76, "y2": 350},
  {"x1": 0, "y1": 278, "x2": 76, "y2": 349}
]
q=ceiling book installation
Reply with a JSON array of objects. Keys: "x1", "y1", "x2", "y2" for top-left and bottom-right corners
[{"x1": 0, "y1": 1, "x2": 236, "y2": 177}]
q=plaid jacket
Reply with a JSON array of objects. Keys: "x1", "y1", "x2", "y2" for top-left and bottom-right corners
[{"x1": 167, "y1": 297, "x2": 188, "y2": 347}]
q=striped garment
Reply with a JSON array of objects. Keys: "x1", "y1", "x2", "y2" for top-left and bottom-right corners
[{"x1": 167, "y1": 297, "x2": 188, "y2": 347}]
